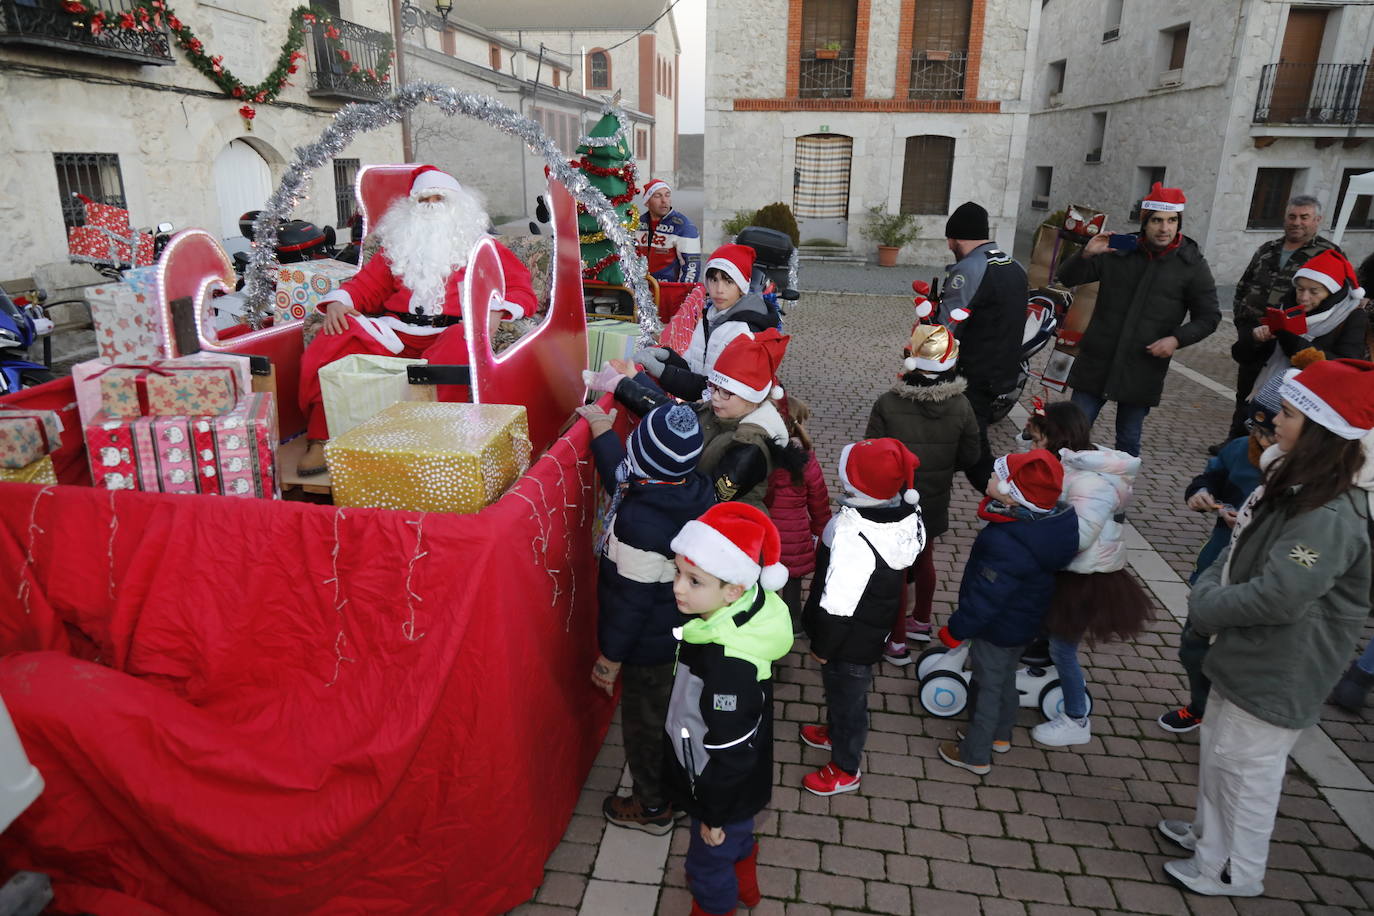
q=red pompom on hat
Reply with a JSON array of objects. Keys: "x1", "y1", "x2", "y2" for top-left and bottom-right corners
[
  {"x1": 705, "y1": 243, "x2": 756, "y2": 294},
  {"x1": 1294, "y1": 249, "x2": 1361, "y2": 295},
  {"x1": 993, "y1": 449, "x2": 1064, "y2": 513},
  {"x1": 1141, "y1": 182, "x2": 1186, "y2": 213},
  {"x1": 671, "y1": 502, "x2": 788, "y2": 591},
  {"x1": 1280, "y1": 358, "x2": 1374, "y2": 440},
  {"x1": 709, "y1": 327, "x2": 789, "y2": 403},
  {"x1": 410, "y1": 165, "x2": 462, "y2": 197},
  {"x1": 838, "y1": 438, "x2": 922, "y2": 505}
]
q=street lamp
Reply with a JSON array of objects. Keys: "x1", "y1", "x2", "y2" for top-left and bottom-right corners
[{"x1": 400, "y1": 0, "x2": 452, "y2": 33}]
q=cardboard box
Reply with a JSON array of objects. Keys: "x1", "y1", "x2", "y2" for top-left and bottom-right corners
[{"x1": 326, "y1": 402, "x2": 530, "y2": 513}]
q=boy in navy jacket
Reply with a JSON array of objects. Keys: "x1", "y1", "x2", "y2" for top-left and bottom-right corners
[
  {"x1": 576, "y1": 401, "x2": 716, "y2": 834},
  {"x1": 937, "y1": 449, "x2": 1079, "y2": 774},
  {"x1": 665, "y1": 503, "x2": 794, "y2": 916},
  {"x1": 800, "y1": 438, "x2": 926, "y2": 796}
]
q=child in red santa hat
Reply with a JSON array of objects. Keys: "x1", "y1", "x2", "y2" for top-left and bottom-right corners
[{"x1": 799, "y1": 438, "x2": 926, "y2": 796}]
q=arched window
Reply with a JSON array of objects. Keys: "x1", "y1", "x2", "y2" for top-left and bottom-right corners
[{"x1": 588, "y1": 50, "x2": 610, "y2": 90}]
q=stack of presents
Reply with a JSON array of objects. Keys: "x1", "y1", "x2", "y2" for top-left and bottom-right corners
[{"x1": 7, "y1": 260, "x2": 532, "y2": 514}]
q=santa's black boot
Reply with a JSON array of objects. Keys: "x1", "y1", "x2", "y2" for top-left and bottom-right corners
[{"x1": 1329, "y1": 663, "x2": 1374, "y2": 714}]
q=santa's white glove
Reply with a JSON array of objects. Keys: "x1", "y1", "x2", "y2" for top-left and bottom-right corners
[
  {"x1": 582, "y1": 365, "x2": 628, "y2": 394},
  {"x1": 635, "y1": 346, "x2": 671, "y2": 379}
]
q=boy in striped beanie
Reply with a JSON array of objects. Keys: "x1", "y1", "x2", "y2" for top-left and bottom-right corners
[{"x1": 575, "y1": 401, "x2": 716, "y2": 834}]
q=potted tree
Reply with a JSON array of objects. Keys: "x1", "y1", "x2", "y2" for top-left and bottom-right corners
[
  {"x1": 815, "y1": 40, "x2": 842, "y2": 60},
  {"x1": 862, "y1": 204, "x2": 919, "y2": 267}
]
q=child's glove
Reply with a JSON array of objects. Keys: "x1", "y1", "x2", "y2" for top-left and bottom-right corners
[
  {"x1": 1263, "y1": 304, "x2": 1307, "y2": 336},
  {"x1": 634, "y1": 346, "x2": 672, "y2": 379},
  {"x1": 582, "y1": 364, "x2": 628, "y2": 394},
  {"x1": 937, "y1": 626, "x2": 962, "y2": 649},
  {"x1": 574, "y1": 404, "x2": 617, "y2": 437}
]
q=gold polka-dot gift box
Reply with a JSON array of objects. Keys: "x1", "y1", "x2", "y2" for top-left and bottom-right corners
[{"x1": 325, "y1": 402, "x2": 530, "y2": 513}]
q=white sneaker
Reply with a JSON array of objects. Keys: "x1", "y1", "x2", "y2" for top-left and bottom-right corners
[
  {"x1": 1164, "y1": 858, "x2": 1262, "y2": 897},
  {"x1": 1031, "y1": 713, "x2": 1092, "y2": 747},
  {"x1": 1158, "y1": 819, "x2": 1198, "y2": 852}
]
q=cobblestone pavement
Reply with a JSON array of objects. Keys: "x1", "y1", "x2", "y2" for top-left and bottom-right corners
[{"x1": 512, "y1": 289, "x2": 1374, "y2": 916}]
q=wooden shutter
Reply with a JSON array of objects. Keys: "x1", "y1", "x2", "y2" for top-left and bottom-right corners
[{"x1": 900, "y1": 136, "x2": 955, "y2": 215}]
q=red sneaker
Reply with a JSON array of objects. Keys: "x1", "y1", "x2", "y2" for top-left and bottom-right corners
[
  {"x1": 800, "y1": 724, "x2": 831, "y2": 750},
  {"x1": 803, "y1": 762, "x2": 861, "y2": 796}
]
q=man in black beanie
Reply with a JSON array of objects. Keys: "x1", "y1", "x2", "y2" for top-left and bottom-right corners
[{"x1": 939, "y1": 200, "x2": 1027, "y2": 490}]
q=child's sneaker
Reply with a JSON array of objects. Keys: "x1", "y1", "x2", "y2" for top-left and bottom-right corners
[
  {"x1": 802, "y1": 762, "x2": 861, "y2": 796},
  {"x1": 1158, "y1": 706, "x2": 1203, "y2": 733},
  {"x1": 883, "y1": 641, "x2": 913, "y2": 667},
  {"x1": 800, "y1": 724, "x2": 832, "y2": 750},
  {"x1": 1031, "y1": 714, "x2": 1092, "y2": 747},
  {"x1": 957, "y1": 729, "x2": 1010, "y2": 754},
  {"x1": 906, "y1": 619, "x2": 933, "y2": 642},
  {"x1": 937, "y1": 740, "x2": 990, "y2": 775},
  {"x1": 602, "y1": 793, "x2": 674, "y2": 835}
]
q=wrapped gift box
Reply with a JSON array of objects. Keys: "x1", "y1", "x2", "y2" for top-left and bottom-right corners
[
  {"x1": 87, "y1": 271, "x2": 163, "y2": 364},
  {"x1": 0, "y1": 408, "x2": 63, "y2": 469},
  {"x1": 319, "y1": 354, "x2": 434, "y2": 439},
  {"x1": 273, "y1": 259, "x2": 359, "y2": 324},
  {"x1": 586, "y1": 318, "x2": 640, "y2": 372},
  {"x1": 327, "y1": 402, "x2": 530, "y2": 513},
  {"x1": 84, "y1": 392, "x2": 278, "y2": 497},
  {"x1": 73, "y1": 354, "x2": 252, "y2": 427},
  {"x1": 97, "y1": 361, "x2": 241, "y2": 419},
  {"x1": 0, "y1": 455, "x2": 57, "y2": 485}
]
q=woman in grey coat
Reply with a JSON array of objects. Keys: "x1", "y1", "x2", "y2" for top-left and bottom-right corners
[{"x1": 1159, "y1": 358, "x2": 1374, "y2": 898}]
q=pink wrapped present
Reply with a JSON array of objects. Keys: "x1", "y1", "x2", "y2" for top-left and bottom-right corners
[
  {"x1": 150, "y1": 417, "x2": 200, "y2": 495},
  {"x1": 209, "y1": 393, "x2": 279, "y2": 498},
  {"x1": 87, "y1": 281, "x2": 162, "y2": 364},
  {"x1": 72, "y1": 354, "x2": 252, "y2": 427},
  {"x1": 0, "y1": 408, "x2": 63, "y2": 469}
]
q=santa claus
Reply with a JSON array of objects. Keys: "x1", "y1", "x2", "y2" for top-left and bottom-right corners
[{"x1": 297, "y1": 165, "x2": 538, "y2": 474}]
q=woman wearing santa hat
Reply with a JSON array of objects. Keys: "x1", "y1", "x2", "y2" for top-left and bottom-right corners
[
  {"x1": 1161, "y1": 359, "x2": 1373, "y2": 898},
  {"x1": 1231, "y1": 248, "x2": 1370, "y2": 399}
]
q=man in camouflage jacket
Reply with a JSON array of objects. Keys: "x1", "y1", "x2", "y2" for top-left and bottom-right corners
[{"x1": 1223, "y1": 196, "x2": 1337, "y2": 443}]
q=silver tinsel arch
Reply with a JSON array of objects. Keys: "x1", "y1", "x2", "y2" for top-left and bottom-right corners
[{"x1": 242, "y1": 81, "x2": 659, "y2": 343}]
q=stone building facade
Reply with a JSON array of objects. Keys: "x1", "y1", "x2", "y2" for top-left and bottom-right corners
[
  {"x1": 0, "y1": 0, "x2": 403, "y2": 280},
  {"x1": 459, "y1": 0, "x2": 683, "y2": 189},
  {"x1": 1018, "y1": 0, "x2": 1374, "y2": 281},
  {"x1": 705, "y1": 0, "x2": 1039, "y2": 263}
]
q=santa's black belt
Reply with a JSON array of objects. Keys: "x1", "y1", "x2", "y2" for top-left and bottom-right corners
[{"x1": 385, "y1": 311, "x2": 462, "y2": 328}]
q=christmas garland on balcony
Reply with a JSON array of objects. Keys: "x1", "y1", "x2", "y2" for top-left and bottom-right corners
[{"x1": 59, "y1": 0, "x2": 393, "y2": 124}]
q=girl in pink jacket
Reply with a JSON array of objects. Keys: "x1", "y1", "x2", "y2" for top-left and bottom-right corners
[{"x1": 765, "y1": 397, "x2": 832, "y2": 634}]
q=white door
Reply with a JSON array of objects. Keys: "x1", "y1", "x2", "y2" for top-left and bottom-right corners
[{"x1": 213, "y1": 139, "x2": 273, "y2": 241}]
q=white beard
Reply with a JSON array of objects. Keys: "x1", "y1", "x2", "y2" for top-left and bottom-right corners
[{"x1": 375, "y1": 187, "x2": 491, "y2": 315}]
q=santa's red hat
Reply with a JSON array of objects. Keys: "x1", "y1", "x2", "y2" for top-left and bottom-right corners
[
  {"x1": 705, "y1": 243, "x2": 755, "y2": 294},
  {"x1": 839, "y1": 438, "x2": 921, "y2": 505},
  {"x1": 640, "y1": 178, "x2": 672, "y2": 207},
  {"x1": 1141, "y1": 182, "x2": 1186, "y2": 213},
  {"x1": 1294, "y1": 249, "x2": 1361, "y2": 295},
  {"x1": 709, "y1": 327, "x2": 789, "y2": 403},
  {"x1": 410, "y1": 165, "x2": 462, "y2": 198},
  {"x1": 993, "y1": 449, "x2": 1063, "y2": 512},
  {"x1": 1281, "y1": 358, "x2": 1374, "y2": 440},
  {"x1": 671, "y1": 502, "x2": 788, "y2": 591}
]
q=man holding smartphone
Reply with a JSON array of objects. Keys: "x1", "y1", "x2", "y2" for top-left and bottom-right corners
[{"x1": 1055, "y1": 184, "x2": 1220, "y2": 456}]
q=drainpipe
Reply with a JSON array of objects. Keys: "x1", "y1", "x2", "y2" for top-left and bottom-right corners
[{"x1": 391, "y1": 0, "x2": 412, "y2": 160}]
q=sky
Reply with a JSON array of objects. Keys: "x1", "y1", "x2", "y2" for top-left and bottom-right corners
[{"x1": 675, "y1": 0, "x2": 705, "y2": 134}]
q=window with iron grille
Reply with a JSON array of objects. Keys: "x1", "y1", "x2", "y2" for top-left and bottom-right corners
[
  {"x1": 54, "y1": 152, "x2": 127, "y2": 229},
  {"x1": 800, "y1": 0, "x2": 858, "y2": 99},
  {"x1": 1248, "y1": 168, "x2": 1299, "y2": 229},
  {"x1": 910, "y1": 0, "x2": 971, "y2": 98},
  {"x1": 899, "y1": 135, "x2": 955, "y2": 215},
  {"x1": 333, "y1": 158, "x2": 361, "y2": 227},
  {"x1": 589, "y1": 50, "x2": 610, "y2": 89}
]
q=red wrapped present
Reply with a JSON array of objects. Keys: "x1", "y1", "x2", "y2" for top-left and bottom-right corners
[
  {"x1": 0, "y1": 408, "x2": 63, "y2": 469},
  {"x1": 85, "y1": 411, "x2": 161, "y2": 492},
  {"x1": 66, "y1": 199, "x2": 155, "y2": 267},
  {"x1": 209, "y1": 393, "x2": 279, "y2": 498}
]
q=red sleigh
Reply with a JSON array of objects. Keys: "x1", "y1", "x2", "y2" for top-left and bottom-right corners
[{"x1": 0, "y1": 162, "x2": 702, "y2": 914}]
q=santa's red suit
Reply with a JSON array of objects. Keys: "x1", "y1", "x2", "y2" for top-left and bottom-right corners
[{"x1": 298, "y1": 241, "x2": 538, "y2": 439}]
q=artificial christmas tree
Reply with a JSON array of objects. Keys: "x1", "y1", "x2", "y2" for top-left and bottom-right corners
[{"x1": 571, "y1": 110, "x2": 640, "y2": 286}]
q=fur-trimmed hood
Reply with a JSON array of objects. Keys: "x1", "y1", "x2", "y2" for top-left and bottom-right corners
[{"x1": 888, "y1": 376, "x2": 968, "y2": 403}]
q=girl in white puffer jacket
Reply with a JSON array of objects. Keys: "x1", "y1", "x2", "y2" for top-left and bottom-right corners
[{"x1": 1025, "y1": 403, "x2": 1154, "y2": 748}]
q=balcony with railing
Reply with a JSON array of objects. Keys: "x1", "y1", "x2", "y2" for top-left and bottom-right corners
[
  {"x1": 306, "y1": 17, "x2": 392, "y2": 102},
  {"x1": 909, "y1": 50, "x2": 967, "y2": 100},
  {"x1": 799, "y1": 49, "x2": 854, "y2": 99},
  {"x1": 0, "y1": 0, "x2": 173, "y2": 64},
  {"x1": 1254, "y1": 62, "x2": 1374, "y2": 126}
]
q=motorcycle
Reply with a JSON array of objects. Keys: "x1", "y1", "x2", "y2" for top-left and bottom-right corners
[
  {"x1": 917, "y1": 278, "x2": 1071, "y2": 423},
  {"x1": 0, "y1": 289, "x2": 56, "y2": 395},
  {"x1": 229, "y1": 211, "x2": 339, "y2": 288}
]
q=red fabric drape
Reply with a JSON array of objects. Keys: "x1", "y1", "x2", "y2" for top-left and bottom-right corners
[{"x1": 0, "y1": 412, "x2": 619, "y2": 915}]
